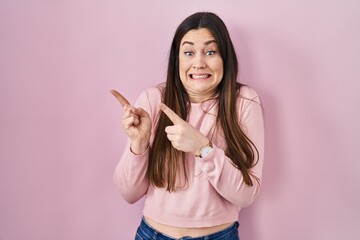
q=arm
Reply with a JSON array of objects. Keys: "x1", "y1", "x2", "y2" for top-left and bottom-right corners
[
  {"x1": 159, "y1": 87, "x2": 264, "y2": 207},
  {"x1": 112, "y1": 89, "x2": 156, "y2": 204},
  {"x1": 198, "y1": 93, "x2": 265, "y2": 207},
  {"x1": 113, "y1": 141, "x2": 149, "y2": 204}
]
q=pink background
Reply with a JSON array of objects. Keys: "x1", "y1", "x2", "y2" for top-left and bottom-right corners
[{"x1": 1, "y1": 1, "x2": 359, "y2": 239}]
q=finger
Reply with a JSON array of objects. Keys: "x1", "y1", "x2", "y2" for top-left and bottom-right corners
[
  {"x1": 166, "y1": 133, "x2": 175, "y2": 142},
  {"x1": 133, "y1": 107, "x2": 150, "y2": 118},
  {"x1": 171, "y1": 142, "x2": 180, "y2": 151},
  {"x1": 122, "y1": 106, "x2": 137, "y2": 119},
  {"x1": 123, "y1": 115, "x2": 140, "y2": 129},
  {"x1": 110, "y1": 89, "x2": 130, "y2": 107},
  {"x1": 165, "y1": 125, "x2": 182, "y2": 135},
  {"x1": 160, "y1": 103, "x2": 184, "y2": 124},
  {"x1": 133, "y1": 118, "x2": 140, "y2": 126}
]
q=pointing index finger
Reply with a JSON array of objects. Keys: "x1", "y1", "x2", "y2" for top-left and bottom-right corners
[
  {"x1": 110, "y1": 89, "x2": 130, "y2": 107},
  {"x1": 160, "y1": 103, "x2": 183, "y2": 124}
]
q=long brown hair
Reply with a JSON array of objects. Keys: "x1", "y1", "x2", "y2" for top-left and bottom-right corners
[{"x1": 148, "y1": 12, "x2": 259, "y2": 192}]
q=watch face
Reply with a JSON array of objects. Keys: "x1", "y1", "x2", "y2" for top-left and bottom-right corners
[{"x1": 200, "y1": 146, "x2": 213, "y2": 158}]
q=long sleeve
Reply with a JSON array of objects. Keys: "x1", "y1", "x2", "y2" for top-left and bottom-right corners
[
  {"x1": 197, "y1": 87, "x2": 265, "y2": 207},
  {"x1": 113, "y1": 144, "x2": 149, "y2": 204},
  {"x1": 113, "y1": 87, "x2": 162, "y2": 204}
]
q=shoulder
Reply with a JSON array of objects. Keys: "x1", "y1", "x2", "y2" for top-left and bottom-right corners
[
  {"x1": 238, "y1": 85, "x2": 260, "y2": 102},
  {"x1": 135, "y1": 83, "x2": 164, "y2": 107},
  {"x1": 236, "y1": 85, "x2": 262, "y2": 118},
  {"x1": 134, "y1": 83, "x2": 164, "y2": 121},
  {"x1": 145, "y1": 83, "x2": 164, "y2": 97}
]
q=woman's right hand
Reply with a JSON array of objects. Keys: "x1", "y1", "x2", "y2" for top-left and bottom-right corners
[{"x1": 110, "y1": 89, "x2": 151, "y2": 154}]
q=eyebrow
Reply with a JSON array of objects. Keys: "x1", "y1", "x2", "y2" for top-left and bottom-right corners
[{"x1": 181, "y1": 39, "x2": 217, "y2": 46}]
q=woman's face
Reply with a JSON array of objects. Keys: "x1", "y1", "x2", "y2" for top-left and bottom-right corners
[{"x1": 179, "y1": 28, "x2": 224, "y2": 103}]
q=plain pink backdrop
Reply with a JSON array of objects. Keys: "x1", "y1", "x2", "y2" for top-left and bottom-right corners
[{"x1": 1, "y1": 1, "x2": 359, "y2": 239}]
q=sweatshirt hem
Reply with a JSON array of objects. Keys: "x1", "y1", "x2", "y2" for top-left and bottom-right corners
[{"x1": 143, "y1": 208, "x2": 239, "y2": 228}]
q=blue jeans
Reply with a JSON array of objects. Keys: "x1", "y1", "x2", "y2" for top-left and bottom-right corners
[{"x1": 135, "y1": 218, "x2": 240, "y2": 240}]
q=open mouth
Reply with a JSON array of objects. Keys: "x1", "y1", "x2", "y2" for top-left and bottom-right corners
[{"x1": 189, "y1": 74, "x2": 211, "y2": 80}]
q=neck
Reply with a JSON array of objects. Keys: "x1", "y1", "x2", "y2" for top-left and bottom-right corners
[{"x1": 188, "y1": 91, "x2": 217, "y2": 103}]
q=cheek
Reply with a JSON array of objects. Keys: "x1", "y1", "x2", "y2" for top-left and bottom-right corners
[
  {"x1": 213, "y1": 60, "x2": 224, "y2": 77},
  {"x1": 179, "y1": 58, "x2": 190, "y2": 77},
  {"x1": 219, "y1": 66, "x2": 224, "y2": 77}
]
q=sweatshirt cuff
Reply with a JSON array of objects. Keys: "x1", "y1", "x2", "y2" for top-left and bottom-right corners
[{"x1": 130, "y1": 145, "x2": 149, "y2": 157}]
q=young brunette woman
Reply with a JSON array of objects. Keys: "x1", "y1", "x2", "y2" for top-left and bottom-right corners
[{"x1": 111, "y1": 12, "x2": 264, "y2": 240}]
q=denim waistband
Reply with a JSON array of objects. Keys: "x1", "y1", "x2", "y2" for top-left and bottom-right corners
[{"x1": 135, "y1": 217, "x2": 239, "y2": 240}]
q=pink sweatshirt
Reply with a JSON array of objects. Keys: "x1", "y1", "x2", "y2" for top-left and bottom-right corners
[{"x1": 113, "y1": 84, "x2": 264, "y2": 228}]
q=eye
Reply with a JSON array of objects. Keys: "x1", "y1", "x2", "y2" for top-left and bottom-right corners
[
  {"x1": 184, "y1": 51, "x2": 193, "y2": 56},
  {"x1": 206, "y1": 50, "x2": 216, "y2": 56}
]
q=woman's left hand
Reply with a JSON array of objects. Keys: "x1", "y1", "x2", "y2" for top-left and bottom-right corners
[{"x1": 160, "y1": 103, "x2": 209, "y2": 155}]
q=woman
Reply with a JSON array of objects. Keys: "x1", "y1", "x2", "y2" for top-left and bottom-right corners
[{"x1": 111, "y1": 12, "x2": 264, "y2": 240}]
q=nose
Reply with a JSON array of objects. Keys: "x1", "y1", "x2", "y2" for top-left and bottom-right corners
[{"x1": 192, "y1": 54, "x2": 206, "y2": 69}]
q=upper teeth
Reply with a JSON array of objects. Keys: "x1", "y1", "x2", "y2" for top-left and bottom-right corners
[{"x1": 192, "y1": 74, "x2": 208, "y2": 79}]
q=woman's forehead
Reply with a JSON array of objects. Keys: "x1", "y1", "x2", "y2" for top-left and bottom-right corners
[{"x1": 180, "y1": 28, "x2": 216, "y2": 45}]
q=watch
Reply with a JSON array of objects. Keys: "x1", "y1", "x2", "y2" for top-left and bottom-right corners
[{"x1": 195, "y1": 141, "x2": 213, "y2": 158}]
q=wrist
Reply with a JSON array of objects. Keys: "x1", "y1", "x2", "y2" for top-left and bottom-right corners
[
  {"x1": 130, "y1": 140, "x2": 149, "y2": 155},
  {"x1": 194, "y1": 140, "x2": 213, "y2": 158}
]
